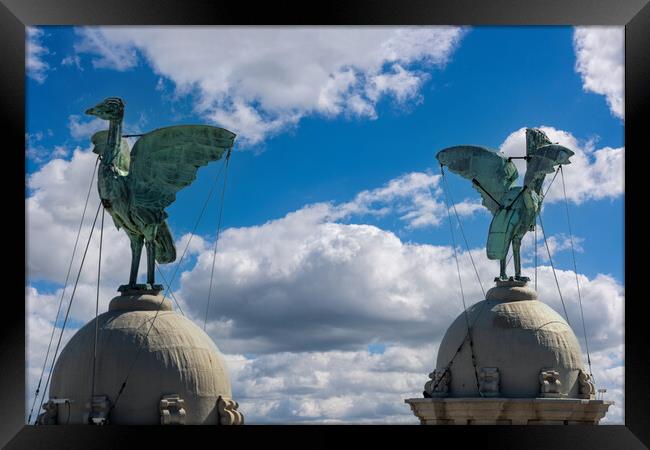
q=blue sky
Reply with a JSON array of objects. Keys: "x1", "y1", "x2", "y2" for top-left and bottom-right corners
[
  {"x1": 26, "y1": 26, "x2": 624, "y2": 281},
  {"x1": 25, "y1": 26, "x2": 625, "y2": 424}
]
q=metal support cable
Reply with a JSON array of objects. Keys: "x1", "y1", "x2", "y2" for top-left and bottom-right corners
[
  {"x1": 35, "y1": 200, "x2": 103, "y2": 424},
  {"x1": 430, "y1": 165, "x2": 563, "y2": 399},
  {"x1": 537, "y1": 212, "x2": 572, "y2": 328},
  {"x1": 543, "y1": 166, "x2": 561, "y2": 199},
  {"x1": 441, "y1": 169, "x2": 486, "y2": 298},
  {"x1": 560, "y1": 166, "x2": 594, "y2": 383},
  {"x1": 204, "y1": 151, "x2": 231, "y2": 331},
  {"x1": 28, "y1": 157, "x2": 100, "y2": 424},
  {"x1": 471, "y1": 178, "x2": 503, "y2": 209},
  {"x1": 442, "y1": 171, "x2": 468, "y2": 317},
  {"x1": 505, "y1": 185, "x2": 528, "y2": 210},
  {"x1": 440, "y1": 166, "x2": 482, "y2": 395},
  {"x1": 155, "y1": 264, "x2": 185, "y2": 316},
  {"x1": 158, "y1": 157, "x2": 227, "y2": 296},
  {"x1": 428, "y1": 166, "x2": 564, "y2": 398},
  {"x1": 90, "y1": 207, "x2": 105, "y2": 418},
  {"x1": 534, "y1": 219, "x2": 538, "y2": 291},
  {"x1": 504, "y1": 166, "x2": 560, "y2": 286},
  {"x1": 107, "y1": 153, "x2": 232, "y2": 420}
]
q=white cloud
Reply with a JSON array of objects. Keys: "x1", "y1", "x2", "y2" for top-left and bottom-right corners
[
  {"x1": 521, "y1": 232, "x2": 584, "y2": 264},
  {"x1": 71, "y1": 26, "x2": 466, "y2": 145},
  {"x1": 73, "y1": 28, "x2": 139, "y2": 70},
  {"x1": 573, "y1": 27, "x2": 624, "y2": 119},
  {"x1": 589, "y1": 347, "x2": 624, "y2": 424},
  {"x1": 61, "y1": 54, "x2": 83, "y2": 70},
  {"x1": 67, "y1": 115, "x2": 106, "y2": 141},
  {"x1": 26, "y1": 147, "x2": 149, "y2": 289},
  {"x1": 225, "y1": 346, "x2": 431, "y2": 423},
  {"x1": 27, "y1": 131, "x2": 63, "y2": 164},
  {"x1": 67, "y1": 112, "x2": 149, "y2": 144},
  {"x1": 25, "y1": 286, "x2": 84, "y2": 422},
  {"x1": 26, "y1": 27, "x2": 50, "y2": 84},
  {"x1": 499, "y1": 126, "x2": 624, "y2": 204},
  {"x1": 335, "y1": 171, "x2": 483, "y2": 229},
  {"x1": 26, "y1": 130, "x2": 623, "y2": 423},
  {"x1": 176, "y1": 211, "x2": 622, "y2": 423},
  {"x1": 225, "y1": 342, "x2": 624, "y2": 424}
]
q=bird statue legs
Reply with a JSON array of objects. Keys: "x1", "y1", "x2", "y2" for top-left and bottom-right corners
[
  {"x1": 118, "y1": 232, "x2": 163, "y2": 293},
  {"x1": 498, "y1": 258, "x2": 508, "y2": 281},
  {"x1": 512, "y1": 236, "x2": 530, "y2": 282},
  {"x1": 128, "y1": 235, "x2": 144, "y2": 287},
  {"x1": 117, "y1": 234, "x2": 144, "y2": 292},
  {"x1": 495, "y1": 237, "x2": 530, "y2": 284},
  {"x1": 145, "y1": 240, "x2": 156, "y2": 286}
]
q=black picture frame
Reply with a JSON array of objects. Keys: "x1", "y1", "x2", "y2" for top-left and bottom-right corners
[{"x1": 3, "y1": 0, "x2": 648, "y2": 448}]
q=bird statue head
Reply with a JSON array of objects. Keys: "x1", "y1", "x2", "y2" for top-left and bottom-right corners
[
  {"x1": 85, "y1": 97, "x2": 125, "y2": 121},
  {"x1": 525, "y1": 128, "x2": 553, "y2": 154},
  {"x1": 525, "y1": 128, "x2": 574, "y2": 165}
]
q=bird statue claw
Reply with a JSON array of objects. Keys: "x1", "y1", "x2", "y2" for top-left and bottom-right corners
[{"x1": 118, "y1": 283, "x2": 164, "y2": 294}]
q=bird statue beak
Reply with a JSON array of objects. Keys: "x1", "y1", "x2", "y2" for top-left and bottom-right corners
[
  {"x1": 559, "y1": 146, "x2": 575, "y2": 164},
  {"x1": 85, "y1": 107, "x2": 96, "y2": 116}
]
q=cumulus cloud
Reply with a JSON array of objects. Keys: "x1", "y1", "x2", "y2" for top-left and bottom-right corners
[
  {"x1": 25, "y1": 286, "x2": 86, "y2": 422},
  {"x1": 573, "y1": 27, "x2": 624, "y2": 119},
  {"x1": 60, "y1": 54, "x2": 83, "y2": 70},
  {"x1": 335, "y1": 171, "x2": 484, "y2": 229},
  {"x1": 67, "y1": 113, "x2": 147, "y2": 143},
  {"x1": 67, "y1": 115, "x2": 106, "y2": 141},
  {"x1": 515, "y1": 229, "x2": 585, "y2": 268},
  {"x1": 536, "y1": 233, "x2": 584, "y2": 263},
  {"x1": 26, "y1": 129, "x2": 623, "y2": 423},
  {"x1": 225, "y1": 342, "x2": 624, "y2": 424},
  {"x1": 26, "y1": 131, "x2": 52, "y2": 163},
  {"x1": 71, "y1": 26, "x2": 466, "y2": 145},
  {"x1": 26, "y1": 147, "x2": 148, "y2": 289},
  {"x1": 73, "y1": 27, "x2": 139, "y2": 70},
  {"x1": 589, "y1": 347, "x2": 624, "y2": 424},
  {"x1": 225, "y1": 346, "x2": 432, "y2": 424},
  {"x1": 499, "y1": 126, "x2": 624, "y2": 204},
  {"x1": 26, "y1": 27, "x2": 50, "y2": 84},
  {"x1": 170, "y1": 198, "x2": 622, "y2": 357},
  {"x1": 175, "y1": 211, "x2": 622, "y2": 423}
]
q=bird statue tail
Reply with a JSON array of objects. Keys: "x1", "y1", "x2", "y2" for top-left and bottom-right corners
[
  {"x1": 155, "y1": 222, "x2": 177, "y2": 264},
  {"x1": 486, "y1": 208, "x2": 518, "y2": 260}
]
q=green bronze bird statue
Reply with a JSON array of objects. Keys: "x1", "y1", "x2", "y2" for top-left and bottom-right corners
[
  {"x1": 436, "y1": 128, "x2": 574, "y2": 283},
  {"x1": 85, "y1": 97, "x2": 236, "y2": 293}
]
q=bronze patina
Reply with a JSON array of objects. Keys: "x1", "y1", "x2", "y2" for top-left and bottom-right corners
[
  {"x1": 436, "y1": 129, "x2": 574, "y2": 282},
  {"x1": 86, "y1": 97, "x2": 235, "y2": 292}
]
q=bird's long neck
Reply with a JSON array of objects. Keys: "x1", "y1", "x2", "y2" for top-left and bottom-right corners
[{"x1": 104, "y1": 115, "x2": 123, "y2": 166}]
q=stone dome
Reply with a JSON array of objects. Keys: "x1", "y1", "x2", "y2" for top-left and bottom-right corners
[
  {"x1": 435, "y1": 283, "x2": 586, "y2": 398},
  {"x1": 49, "y1": 293, "x2": 232, "y2": 425}
]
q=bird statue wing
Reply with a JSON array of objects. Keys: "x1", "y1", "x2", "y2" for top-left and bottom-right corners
[
  {"x1": 128, "y1": 125, "x2": 236, "y2": 211},
  {"x1": 436, "y1": 145, "x2": 518, "y2": 215},
  {"x1": 91, "y1": 130, "x2": 131, "y2": 176},
  {"x1": 523, "y1": 144, "x2": 574, "y2": 194}
]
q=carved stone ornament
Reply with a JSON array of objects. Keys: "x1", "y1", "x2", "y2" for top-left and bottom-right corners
[
  {"x1": 217, "y1": 395, "x2": 244, "y2": 425},
  {"x1": 160, "y1": 394, "x2": 187, "y2": 425},
  {"x1": 478, "y1": 367, "x2": 500, "y2": 397},
  {"x1": 423, "y1": 369, "x2": 450, "y2": 398},
  {"x1": 37, "y1": 400, "x2": 59, "y2": 425},
  {"x1": 578, "y1": 369, "x2": 596, "y2": 399},
  {"x1": 85, "y1": 395, "x2": 111, "y2": 425},
  {"x1": 539, "y1": 369, "x2": 566, "y2": 398}
]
